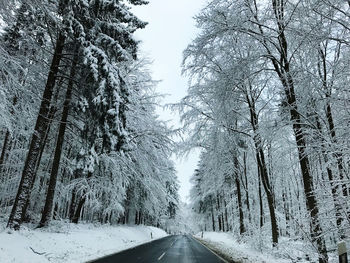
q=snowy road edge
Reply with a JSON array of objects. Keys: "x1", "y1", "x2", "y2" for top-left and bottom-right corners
[{"x1": 85, "y1": 235, "x2": 169, "y2": 263}]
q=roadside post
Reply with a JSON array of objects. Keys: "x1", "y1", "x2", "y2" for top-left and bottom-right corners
[
  {"x1": 338, "y1": 241, "x2": 348, "y2": 263},
  {"x1": 151, "y1": 232, "x2": 153, "y2": 239}
]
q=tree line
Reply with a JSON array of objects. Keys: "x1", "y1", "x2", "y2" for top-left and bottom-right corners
[
  {"x1": 0, "y1": 0, "x2": 179, "y2": 231},
  {"x1": 176, "y1": 1, "x2": 350, "y2": 262}
]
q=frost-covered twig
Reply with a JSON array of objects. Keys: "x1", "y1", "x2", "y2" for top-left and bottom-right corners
[{"x1": 29, "y1": 246, "x2": 46, "y2": 256}]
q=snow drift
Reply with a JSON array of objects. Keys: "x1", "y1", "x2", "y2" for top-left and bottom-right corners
[{"x1": 0, "y1": 221, "x2": 167, "y2": 263}]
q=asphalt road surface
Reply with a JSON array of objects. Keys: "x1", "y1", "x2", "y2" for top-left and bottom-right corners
[{"x1": 90, "y1": 235, "x2": 225, "y2": 263}]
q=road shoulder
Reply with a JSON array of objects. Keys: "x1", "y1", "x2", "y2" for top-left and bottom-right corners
[
  {"x1": 87, "y1": 235, "x2": 173, "y2": 262},
  {"x1": 192, "y1": 236, "x2": 238, "y2": 263}
]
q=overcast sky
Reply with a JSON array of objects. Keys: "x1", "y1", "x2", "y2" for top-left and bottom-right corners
[{"x1": 133, "y1": 0, "x2": 206, "y2": 202}]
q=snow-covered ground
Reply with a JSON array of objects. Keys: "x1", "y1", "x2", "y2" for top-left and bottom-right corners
[
  {"x1": 195, "y1": 232, "x2": 339, "y2": 263},
  {"x1": 0, "y1": 221, "x2": 167, "y2": 263}
]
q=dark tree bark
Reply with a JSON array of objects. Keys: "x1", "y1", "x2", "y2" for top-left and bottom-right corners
[
  {"x1": 246, "y1": 91, "x2": 278, "y2": 245},
  {"x1": 211, "y1": 196, "x2": 216, "y2": 231},
  {"x1": 216, "y1": 193, "x2": 222, "y2": 231},
  {"x1": 72, "y1": 196, "x2": 86, "y2": 224},
  {"x1": 257, "y1": 149, "x2": 278, "y2": 245},
  {"x1": 242, "y1": 151, "x2": 251, "y2": 224},
  {"x1": 71, "y1": 168, "x2": 95, "y2": 224},
  {"x1": 135, "y1": 211, "x2": 138, "y2": 225},
  {"x1": 234, "y1": 155, "x2": 245, "y2": 235},
  {"x1": 0, "y1": 130, "x2": 10, "y2": 176},
  {"x1": 235, "y1": 176, "x2": 245, "y2": 234},
  {"x1": 34, "y1": 105, "x2": 57, "y2": 176},
  {"x1": 125, "y1": 209, "x2": 129, "y2": 224},
  {"x1": 24, "y1": 104, "x2": 56, "y2": 217},
  {"x1": 0, "y1": 130, "x2": 10, "y2": 207},
  {"x1": 258, "y1": 166, "x2": 264, "y2": 228},
  {"x1": 53, "y1": 203, "x2": 59, "y2": 220},
  {"x1": 224, "y1": 199, "x2": 229, "y2": 231},
  {"x1": 7, "y1": 33, "x2": 66, "y2": 230},
  {"x1": 69, "y1": 190, "x2": 77, "y2": 221},
  {"x1": 38, "y1": 47, "x2": 79, "y2": 228},
  {"x1": 220, "y1": 195, "x2": 225, "y2": 232},
  {"x1": 218, "y1": 215, "x2": 222, "y2": 231},
  {"x1": 0, "y1": 95, "x2": 19, "y2": 178},
  {"x1": 282, "y1": 190, "x2": 290, "y2": 236},
  {"x1": 139, "y1": 211, "x2": 142, "y2": 225}
]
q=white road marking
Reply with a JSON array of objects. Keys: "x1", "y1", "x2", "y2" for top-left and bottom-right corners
[{"x1": 158, "y1": 252, "x2": 165, "y2": 261}]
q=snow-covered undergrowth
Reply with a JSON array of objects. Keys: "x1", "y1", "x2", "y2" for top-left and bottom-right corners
[
  {"x1": 195, "y1": 232, "x2": 339, "y2": 263},
  {"x1": 0, "y1": 220, "x2": 167, "y2": 263}
]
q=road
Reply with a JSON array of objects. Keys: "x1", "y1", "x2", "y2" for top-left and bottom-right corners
[{"x1": 90, "y1": 235, "x2": 225, "y2": 263}]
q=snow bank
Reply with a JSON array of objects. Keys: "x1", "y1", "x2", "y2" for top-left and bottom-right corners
[
  {"x1": 195, "y1": 232, "x2": 290, "y2": 263},
  {"x1": 0, "y1": 221, "x2": 167, "y2": 263},
  {"x1": 195, "y1": 232, "x2": 339, "y2": 263}
]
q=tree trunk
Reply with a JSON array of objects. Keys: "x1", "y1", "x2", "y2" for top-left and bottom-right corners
[
  {"x1": 258, "y1": 169, "x2": 264, "y2": 228},
  {"x1": 139, "y1": 211, "x2": 142, "y2": 225},
  {"x1": 125, "y1": 209, "x2": 129, "y2": 224},
  {"x1": 211, "y1": 197, "x2": 215, "y2": 231},
  {"x1": 69, "y1": 190, "x2": 77, "y2": 221},
  {"x1": 216, "y1": 193, "x2": 222, "y2": 231},
  {"x1": 234, "y1": 155, "x2": 245, "y2": 235},
  {"x1": 72, "y1": 196, "x2": 85, "y2": 224},
  {"x1": 0, "y1": 130, "x2": 10, "y2": 176},
  {"x1": 282, "y1": 190, "x2": 290, "y2": 236},
  {"x1": 34, "y1": 105, "x2": 56, "y2": 176},
  {"x1": 224, "y1": 199, "x2": 229, "y2": 231},
  {"x1": 7, "y1": 33, "x2": 66, "y2": 230},
  {"x1": 235, "y1": 176, "x2": 245, "y2": 235},
  {"x1": 24, "y1": 104, "x2": 56, "y2": 218},
  {"x1": 38, "y1": 47, "x2": 78, "y2": 228},
  {"x1": 246, "y1": 92, "x2": 278, "y2": 245},
  {"x1": 243, "y1": 151, "x2": 251, "y2": 224},
  {"x1": 135, "y1": 210, "x2": 138, "y2": 225},
  {"x1": 257, "y1": 149, "x2": 279, "y2": 245},
  {"x1": 53, "y1": 203, "x2": 59, "y2": 220}
]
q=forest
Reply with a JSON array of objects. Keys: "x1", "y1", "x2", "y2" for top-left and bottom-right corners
[
  {"x1": 178, "y1": 0, "x2": 350, "y2": 262},
  {"x1": 0, "y1": 0, "x2": 179, "y2": 233},
  {"x1": 1, "y1": 0, "x2": 350, "y2": 263}
]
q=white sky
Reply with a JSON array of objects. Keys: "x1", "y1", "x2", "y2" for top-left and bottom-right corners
[{"x1": 133, "y1": 0, "x2": 206, "y2": 202}]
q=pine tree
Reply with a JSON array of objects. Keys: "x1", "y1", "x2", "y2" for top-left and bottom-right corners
[{"x1": 38, "y1": 0, "x2": 148, "y2": 227}]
